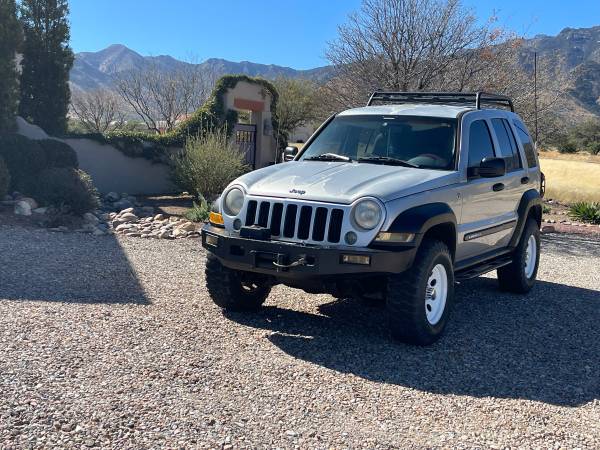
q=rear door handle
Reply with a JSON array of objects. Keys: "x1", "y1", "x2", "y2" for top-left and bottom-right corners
[
  {"x1": 521, "y1": 176, "x2": 530, "y2": 184},
  {"x1": 492, "y1": 183, "x2": 505, "y2": 192}
]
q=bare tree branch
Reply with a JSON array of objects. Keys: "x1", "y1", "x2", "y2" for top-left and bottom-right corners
[{"x1": 70, "y1": 89, "x2": 125, "y2": 134}]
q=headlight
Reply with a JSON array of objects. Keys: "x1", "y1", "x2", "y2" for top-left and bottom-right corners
[
  {"x1": 352, "y1": 199, "x2": 382, "y2": 230},
  {"x1": 223, "y1": 188, "x2": 245, "y2": 216}
]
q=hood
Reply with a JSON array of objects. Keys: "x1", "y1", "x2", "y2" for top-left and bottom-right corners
[{"x1": 233, "y1": 161, "x2": 459, "y2": 204}]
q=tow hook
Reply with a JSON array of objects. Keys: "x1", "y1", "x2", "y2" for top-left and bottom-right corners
[{"x1": 272, "y1": 254, "x2": 314, "y2": 269}]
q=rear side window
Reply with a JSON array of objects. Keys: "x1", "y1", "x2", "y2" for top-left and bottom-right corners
[
  {"x1": 513, "y1": 120, "x2": 538, "y2": 168},
  {"x1": 491, "y1": 118, "x2": 522, "y2": 172},
  {"x1": 468, "y1": 120, "x2": 495, "y2": 167}
]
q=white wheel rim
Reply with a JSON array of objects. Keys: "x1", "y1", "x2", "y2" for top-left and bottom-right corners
[
  {"x1": 425, "y1": 264, "x2": 448, "y2": 325},
  {"x1": 524, "y1": 235, "x2": 537, "y2": 279}
]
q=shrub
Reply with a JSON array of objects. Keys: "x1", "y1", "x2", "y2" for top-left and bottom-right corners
[
  {"x1": 171, "y1": 128, "x2": 248, "y2": 201},
  {"x1": 0, "y1": 157, "x2": 10, "y2": 199},
  {"x1": 39, "y1": 139, "x2": 78, "y2": 168},
  {"x1": 568, "y1": 201, "x2": 600, "y2": 224},
  {"x1": 0, "y1": 134, "x2": 46, "y2": 191},
  {"x1": 557, "y1": 140, "x2": 577, "y2": 154},
  {"x1": 184, "y1": 198, "x2": 210, "y2": 223},
  {"x1": 29, "y1": 168, "x2": 99, "y2": 215}
]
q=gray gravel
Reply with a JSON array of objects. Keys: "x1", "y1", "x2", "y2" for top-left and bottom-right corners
[{"x1": 0, "y1": 225, "x2": 599, "y2": 449}]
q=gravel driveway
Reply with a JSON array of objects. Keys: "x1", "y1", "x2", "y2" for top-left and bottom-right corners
[{"x1": 1, "y1": 226, "x2": 599, "y2": 448}]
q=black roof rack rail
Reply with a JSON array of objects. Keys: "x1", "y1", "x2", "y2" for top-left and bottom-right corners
[{"x1": 366, "y1": 91, "x2": 514, "y2": 112}]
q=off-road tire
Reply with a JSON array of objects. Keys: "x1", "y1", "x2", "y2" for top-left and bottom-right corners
[
  {"x1": 205, "y1": 254, "x2": 271, "y2": 311},
  {"x1": 497, "y1": 218, "x2": 540, "y2": 293},
  {"x1": 386, "y1": 240, "x2": 454, "y2": 346}
]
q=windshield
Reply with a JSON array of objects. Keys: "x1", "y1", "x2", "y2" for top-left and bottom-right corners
[{"x1": 300, "y1": 115, "x2": 457, "y2": 170}]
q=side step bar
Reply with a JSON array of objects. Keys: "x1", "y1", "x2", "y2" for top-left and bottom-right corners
[{"x1": 454, "y1": 253, "x2": 513, "y2": 282}]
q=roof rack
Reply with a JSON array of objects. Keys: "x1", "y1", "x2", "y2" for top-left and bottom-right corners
[{"x1": 366, "y1": 91, "x2": 514, "y2": 112}]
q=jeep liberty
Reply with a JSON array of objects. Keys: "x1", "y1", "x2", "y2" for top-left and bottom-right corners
[{"x1": 201, "y1": 92, "x2": 543, "y2": 345}]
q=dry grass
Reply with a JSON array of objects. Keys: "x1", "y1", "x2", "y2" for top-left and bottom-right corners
[
  {"x1": 540, "y1": 158, "x2": 600, "y2": 203},
  {"x1": 538, "y1": 150, "x2": 600, "y2": 164}
]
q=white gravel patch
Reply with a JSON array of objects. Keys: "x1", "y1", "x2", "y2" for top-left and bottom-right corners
[{"x1": 0, "y1": 226, "x2": 598, "y2": 448}]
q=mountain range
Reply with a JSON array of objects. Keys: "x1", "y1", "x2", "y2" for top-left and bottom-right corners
[{"x1": 70, "y1": 25, "x2": 600, "y2": 118}]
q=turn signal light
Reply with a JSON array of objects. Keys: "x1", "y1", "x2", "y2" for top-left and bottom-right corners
[
  {"x1": 375, "y1": 232, "x2": 415, "y2": 243},
  {"x1": 209, "y1": 212, "x2": 224, "y2": 226}
]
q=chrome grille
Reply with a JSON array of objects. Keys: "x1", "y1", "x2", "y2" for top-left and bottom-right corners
[{"x1": 245, "y1": 199, "x2": 344, "y2": 243}]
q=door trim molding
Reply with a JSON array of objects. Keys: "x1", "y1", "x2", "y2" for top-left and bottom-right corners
[{"x1": 463, "y1": 220, "x2": 516, "y2": 241}]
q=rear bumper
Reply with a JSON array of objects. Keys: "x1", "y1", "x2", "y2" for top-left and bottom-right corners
[{"x1": 201, "y1": 224, "x2": 415, "y2": 280}]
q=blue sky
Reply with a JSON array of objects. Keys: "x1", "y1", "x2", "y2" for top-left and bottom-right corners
[{"x1": 69, "y1": 0, "x2": 600, "y2": 69}]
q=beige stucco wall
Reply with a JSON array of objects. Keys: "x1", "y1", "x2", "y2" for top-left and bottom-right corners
[
  {"x1": 16, "y1": 117, "x2": 176, "y2": 195},
  {"x1": 223, "y1": 81, "x2": 277, "y2": 168}
]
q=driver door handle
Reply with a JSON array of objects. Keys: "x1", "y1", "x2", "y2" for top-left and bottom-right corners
[{"x1": 492, "y1": 183, "x2": 505, "y2": 192}]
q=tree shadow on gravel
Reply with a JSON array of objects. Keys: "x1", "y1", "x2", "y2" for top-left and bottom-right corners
[
  {"x1": 226, "y1": 278, "x2": 599, "y2": 407},
  {"x1": 0, "y1": 228, "x2": 148, "y2": 304}
]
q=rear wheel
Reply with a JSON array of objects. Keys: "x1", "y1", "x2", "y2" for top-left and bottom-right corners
[
  {"x1": 497, "y1": 218, "x2": 540, "y2": 293},
  {"x1": 386, "y1": 240, "x2": 454, "y2": 345},
  {"x1": 205, "y1": 254, "x2": 271, "y2": 311}
]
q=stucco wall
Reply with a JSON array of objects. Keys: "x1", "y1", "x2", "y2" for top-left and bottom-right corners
[{"x1": 16, "y1": 117, "x2": 176, "y2": 195}]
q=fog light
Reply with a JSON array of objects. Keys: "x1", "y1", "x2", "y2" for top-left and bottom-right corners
[
  {"x1": 341, "y1": 254, "x2": 371, "y2": 265},
  {"x1": 344, "y1": 231, "x2": 358, "y2": 245},
  {"x1": 209, "y1": 212, "x2": 224, "y2": 227},
  {"x1": 205, "y1": 234, "x2": 219, "y2": 247},
  {"x1": 233, "y1": 218, "x2": 242, "y2": 230},
  {"x1": 375, "y1": 232, "x2": 415, "y2": 243}
]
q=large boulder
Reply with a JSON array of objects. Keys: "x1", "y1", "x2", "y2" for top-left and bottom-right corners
[{"x1": 14, "y1": 200, "x2": 32, "y2": 216}]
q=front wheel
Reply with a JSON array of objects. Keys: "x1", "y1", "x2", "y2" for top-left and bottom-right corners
[
  {"x1": 205, "y1": 254, "x2": 272, "y2": 311},
  {"x1": 497, "y1": 218, "x2": 540, "y2": 293},
  {"x1": 386, "y1": 240, "x2": 455, "y2": 346}
]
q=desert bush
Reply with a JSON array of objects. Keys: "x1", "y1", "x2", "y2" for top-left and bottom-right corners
[
  {"x1": 29, "y1": 168, "x2": 99, "y2": 214},
  {"x1": 184, "y1": 197, "x2": 210, "y2": 223},
  {"x1": 568, "y1": 201, "x2": 600, "y2": 224},
  {"x1": 39, "y1": 139, "x2": 78, "y2": 168},
  {"x1": 0, "y1": 134, "x2": 46, "y2": 190},
  {"x1": 0, "y1": 157, "x2": 10, "y2": 199},
  {"x1": 171, "y1": 128, "x2": 248, "y2": 201},
  {"x1": 557, "y1": 139, "x2": 577, "y2": 154}
]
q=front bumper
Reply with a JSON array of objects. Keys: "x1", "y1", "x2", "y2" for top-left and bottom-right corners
[{"x1": 201, "y1": 224, "x2": 416, "y2": 279}]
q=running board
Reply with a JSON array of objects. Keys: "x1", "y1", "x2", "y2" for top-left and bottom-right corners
[{"x1": 454, "y1": 254, "x2": 513, "y2": 282}]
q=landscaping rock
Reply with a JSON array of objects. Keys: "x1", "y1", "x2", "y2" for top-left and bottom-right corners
[
  {"x1": 105, "y1": 192, "x2": 120, "y2": 202},
  {"x1": 113, "y1": 199, "x2": 134, "y2": 211},
  {"x1": 118, "y1": 212, "x2": 138, "y2": 223},
  {"x1": 33, "y1": 207, "x2": 48, "y2": 214},
  {"x1": 20, "y1": 197, "x2": 38, "y2": 210},
  {"x1": 14, "y1": 201, "x2": 32, "y2": 216},
  {"x1": 153, "y1": 213, "x2": 165, "y2": 221},
  {"x1": 83, "y1": 212, "x2": 100, "y2": 224},
  {"x1": 178, "y1": 221, "x2": 197, "y2": 232}
]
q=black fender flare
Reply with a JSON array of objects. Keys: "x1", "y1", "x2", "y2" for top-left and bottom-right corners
[
  {"x1": 509, "y1": 189, "x2": 542, "y2": 248},
  {"x1": 375, "y1": 203, "x2": 457, "y2": 258}
]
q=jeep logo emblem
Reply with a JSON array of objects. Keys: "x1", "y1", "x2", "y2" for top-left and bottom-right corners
[{"x1": 289, "y1": 189, "x2": 306, "y2": 195}]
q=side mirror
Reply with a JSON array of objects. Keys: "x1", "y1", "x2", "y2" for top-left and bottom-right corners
[
  {"x1": 477, "y1": 157, "x2": 506, "y2": 178},
  {"x1": 283, "y1": 146, "x2": 299, "y2": 162}
]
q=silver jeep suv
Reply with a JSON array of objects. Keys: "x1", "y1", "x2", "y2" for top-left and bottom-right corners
[{"x1": 201, "y1": 92, "x2": 543, "y2": 345}]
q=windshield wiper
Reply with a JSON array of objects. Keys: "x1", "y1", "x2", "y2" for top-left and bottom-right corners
[
  {"x1": 357, "y1": 156, "x2": 419, "y2": 168},
  {"x1": 304, "y1": 153, "x2": 352, "y2": 162}
]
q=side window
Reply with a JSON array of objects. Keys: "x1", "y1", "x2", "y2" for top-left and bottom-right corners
[
  {"x1": 491, "y1": 118, "x2": 522, "y2": 172},
  {"x1": 468, "y1": 120, "x2": 495, "y2": 168},
  {"x1": 513, "y1": 120, "x2": 538, "y2": 168}
]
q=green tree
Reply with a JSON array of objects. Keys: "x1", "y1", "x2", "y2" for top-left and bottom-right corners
[
  {"x1": 272, "y1": 77, "x2": 319, "y2": 142},
  {"x1": 0, "y1": 0, "x2": 22, "y2": 132},
  {"x1": 19, "y1": 0, "x2": 74, "y2": 135}
]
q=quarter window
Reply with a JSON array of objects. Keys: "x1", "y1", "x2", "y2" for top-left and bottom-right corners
[
  {"x1": 491, "y1": 118, "x2": 522, "y2": 172},
  {"x1": 468, "y1": 120, "x2": 495, "y2": 168},
  {"x1": 513, "y1": 120, "x2": 538, "y2": 168}
]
